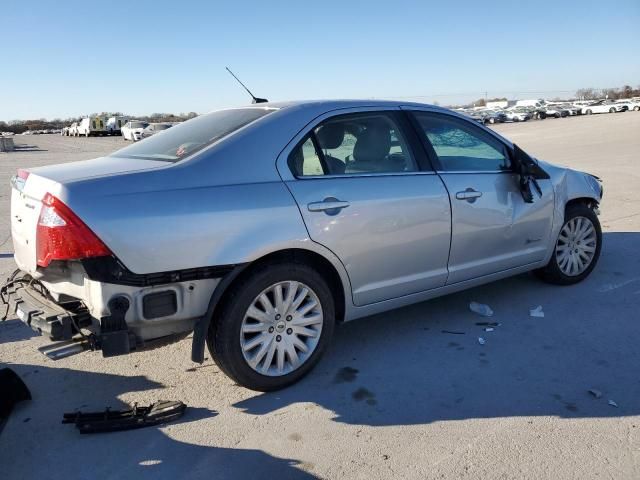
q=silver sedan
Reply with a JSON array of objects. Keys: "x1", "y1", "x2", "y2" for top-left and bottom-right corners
[{"x1": 6, "y1": 100, "x2": 603, "y2": 390}]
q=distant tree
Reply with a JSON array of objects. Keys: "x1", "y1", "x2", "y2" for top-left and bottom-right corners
[{"x1": 576, "y1": 88, "x2": 599, "y2": 100}]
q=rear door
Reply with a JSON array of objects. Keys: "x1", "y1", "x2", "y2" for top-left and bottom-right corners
[
  {"x1": 280, "y1": 109, "x2": 451, "y2": 306},
  {"x1": 407, "y1": 109, "x2": 554, "y2": 284}
]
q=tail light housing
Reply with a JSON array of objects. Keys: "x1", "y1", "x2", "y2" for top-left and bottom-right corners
[{"x1": 36, "y1": 193, "x2": 112, "y2": 267}]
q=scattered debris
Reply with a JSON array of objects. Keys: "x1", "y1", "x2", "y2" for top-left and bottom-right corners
[
  {"x1": 484, "y1": 327, "x2": 495, "y2": 332},
  {"x1": 0, "y1": 368, "x2": 31, "y2": 420},
  {"x1": 478, "y1": 337, "x2": 486, "y2": 345},
  {"x1": 608, "y1": 399, "x2": 619, "y2": 408},
  {"x1": 588, "y1": 389, "x2": 603, "y2": 399},
  {"x1": 529, "y1": 306, "x2": 545, "y2": 318},
  {"x1": 441, "y1": 330, "x2": 465, "y2": 335},
  {"x1": 475, "y1": 322, "x2": 501, "y2": 327},
  {"x1": 62, "y1": 400, "x2": 187, "y2": 434},
  {"x1": 469, "y1": 302, "x2": 494, "y2": 317}
]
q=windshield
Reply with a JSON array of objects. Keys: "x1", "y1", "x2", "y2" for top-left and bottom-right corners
[
  {"x1": 111, "y1": 108, "x2": 276, "y2": 162},
  {"x1": 130, "y1": 121, "x2": 148, "y2": 129}
]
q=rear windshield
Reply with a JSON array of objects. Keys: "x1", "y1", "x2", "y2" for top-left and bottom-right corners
[{"x1": 112, "y1": 108, "x2": 275, "y2": 162}]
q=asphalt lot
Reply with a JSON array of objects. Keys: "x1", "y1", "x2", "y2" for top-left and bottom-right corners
[{"x1": 1, "y1": 113, "x2": 639, "y2": 479}]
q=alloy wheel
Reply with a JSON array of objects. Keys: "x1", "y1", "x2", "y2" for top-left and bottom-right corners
[
  {"x1": 240, "y1": 281, "x2": 323, "y2": 376},
  {"x1": 555, "y1": 216, "x2": 597, "y2": 276}
]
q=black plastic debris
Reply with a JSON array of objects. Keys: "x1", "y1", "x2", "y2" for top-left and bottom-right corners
[
  {"x1": 63, "y1": 400, "x2": 186, "y2": 434},
  {"x1": 588, "y1": 389, "x2": 603, "y2": 399},
  {"x1": 441, "y1": 330, "x2": 465, "y2": 335},
  {"x1": 475, "y1": 322, "x2": 501, "y2": 327},
  {"x1": 0, "y1": 368, "x2": 32, "y2": 419}
]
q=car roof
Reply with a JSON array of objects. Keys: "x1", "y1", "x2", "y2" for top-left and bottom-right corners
[{"x1": 232, "y1": 98, "x2": 453, "y2": 114}]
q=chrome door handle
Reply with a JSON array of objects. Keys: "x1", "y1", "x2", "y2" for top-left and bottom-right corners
[
  {"x1": 455, "y1": 189, "x2": 483, "y2": 203},
  {"x1": 308, "y1": 198, "x2": 350, "y2": 215}
]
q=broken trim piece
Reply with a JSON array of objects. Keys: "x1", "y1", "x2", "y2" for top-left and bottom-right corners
[{"x1": 62, "y1": 400, "x2": 187, "y2": 433}]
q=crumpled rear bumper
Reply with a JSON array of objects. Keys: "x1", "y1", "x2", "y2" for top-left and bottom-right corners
[{"x1": 1, "y1": 273, "x2": 92, "y2": 341}]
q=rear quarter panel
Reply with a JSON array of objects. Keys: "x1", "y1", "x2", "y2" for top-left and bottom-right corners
[{"x1": 65, "y1": 178, "x2": 311, "y2": 274}]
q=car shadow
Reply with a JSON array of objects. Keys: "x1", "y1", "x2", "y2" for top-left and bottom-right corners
[
  {"x1": 234, "y1": 232, "x2": 640, "y2": 426},
  {"x1": 0, "y1": 364, "x2": 317, "y2": 479},
  {"x1": 0, "y1": 319, "x2": 39, "y2": 344}
]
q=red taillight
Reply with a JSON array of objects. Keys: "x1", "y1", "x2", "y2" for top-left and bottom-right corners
[
  {"x1": 36, "y1": 193, "x2": 111, "y2": 267},
  {"x1": 17, "y1": 169, "x2": 30, "y2": 181}
]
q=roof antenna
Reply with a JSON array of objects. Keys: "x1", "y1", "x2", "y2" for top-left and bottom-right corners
[{"x1": 225, "y1": 67, "x2": 268, "y2": 104}]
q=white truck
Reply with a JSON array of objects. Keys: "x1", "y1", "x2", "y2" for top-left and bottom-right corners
[
  {"x1": 76, "y1": 116, "x2": 106, "y2": 137},
  {"x1": 515, "y1": 99, "x2": 545, "y2": 108},
  {"x1": 105, "y1": 116, "x2": 129, "y2": 136}
]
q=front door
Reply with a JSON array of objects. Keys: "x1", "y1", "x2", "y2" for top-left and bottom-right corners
[
  {"x1": 409, "y1": 110, "x2": 555, "y2": 284},
  {"x1": 284, "y1": 110, "x2": 452, "y2": 306}
]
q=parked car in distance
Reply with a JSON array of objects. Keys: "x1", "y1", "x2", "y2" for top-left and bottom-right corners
[
  {"x1": 543, "y1": 105, "x2": 569, "y2": 118},
  {"x1": 557, "y1": 104, "x2": 581, "y2": 116},
  {"x1": 581, "y1": 100, "x2": 626, "y2": 115},
  {"x1": 139, "y1": 122, "x2": 174, "y2": 140},
  {"x1": 481, "y1": 110, "x2": 507, "y2": 124},
  {"x1": 504, "y1": 107, "x2": 532, "y2": 122},
  {"x1": 614, "y1": 99, "x2": 640, "y2": 111},
  {"x1": 121, "y1": 120, "x2": 149, "y2": 141},
  {"x1": 6, "y1": 100, "x2": 604, "y2": 391}
]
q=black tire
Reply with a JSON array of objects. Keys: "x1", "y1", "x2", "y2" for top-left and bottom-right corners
[
  {"x1": 634, "y1": 106, "x2": 639, "y2": 111},
  {"x1": 534, "y1": 203, "x2": 602, "y2": 285},
  {"x1": 207, "y1": 261, "x2": 336, "y2": 391},
  {"x1": 585, "y1": 109, "x2": 592, "y2": 115},
  {"x1": 609, "y1": 107, "x2": 616, "y2": 113}
]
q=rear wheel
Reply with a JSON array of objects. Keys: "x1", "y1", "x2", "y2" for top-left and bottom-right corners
[
  {"x1": 609, "y1": 107, "x2": 616, "y2": 113},
  {"x1": 633, "y1": 106, "x2": 639, "y2": 111},
  {"x1": 585, "y1": 109, "x2": 592, "y2": 115},
  {"x1": 535, "y1": 203, "x2": 601, "y2": 285},
  {"x1": 207, "y1": 262, "x2": 335, "y2": 391}
]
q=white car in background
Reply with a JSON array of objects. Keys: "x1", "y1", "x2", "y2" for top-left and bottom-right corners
[
  {"x1": 581, "y1": 100, "x2": 627, "y2": 115},
  {"x1": 121, "y1": 120, "x2": 149, "y2": 141},
  {"x1": 504, "y1": 108, "x2": 532, "y2": 122},
  {"x1": 614, "y1": 99, "x2": 640, "y2": 111}
]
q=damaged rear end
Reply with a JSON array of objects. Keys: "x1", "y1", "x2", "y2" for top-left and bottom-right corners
[{"x1": 2, "y1": 158, "x2": 220, "y2": 360}]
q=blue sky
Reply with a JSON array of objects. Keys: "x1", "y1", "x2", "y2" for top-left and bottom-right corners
[{"x1": 2, "y1": 0, "x2": 639, "y2": 120}]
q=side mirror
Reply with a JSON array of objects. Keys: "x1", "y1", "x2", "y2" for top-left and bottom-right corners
[{"x1": 512, "y1": 144, "x2": 549, "y2": 203}]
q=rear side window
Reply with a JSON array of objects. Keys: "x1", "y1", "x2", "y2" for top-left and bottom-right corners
[
  {"x1": 413, "y1": 112, "x2": 510, "y2": 172},
  {"x1": 111, "y1": 109, "x2": 274, "y2": 162},
  {"x1": 289, "y1": 112, "x2": 417, "y2": 176}
]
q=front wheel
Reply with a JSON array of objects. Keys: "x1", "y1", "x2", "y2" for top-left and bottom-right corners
[
  {"x1": 207, "y1": 262, "x2": 335, "y2": 391},
  {"x1": 585, "y1": 109, "x2": 592, "y2": 115},
  {"x1": 535, "y1": 203, "x2": 602, "y2": 285},
  {"x1": 609, "y1": 107, "x2": 616, "y2": 113}
]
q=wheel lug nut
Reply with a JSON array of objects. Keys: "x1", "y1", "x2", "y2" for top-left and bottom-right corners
[
  {"x1": 276, "y1": 335, "x2": 282, "y2": 342},
  {"x1": 268, "y1": 327, "x2": 274, "y2": 333},
  {"x1": 286, "y1": 328, "x2": 293, "y2": 335},
  {"x1": 286, "y1": 315, "x2": 292, "y2": 321},
  {"x1": 275, "y1": 314, "x2": 281, "y2": 320}
]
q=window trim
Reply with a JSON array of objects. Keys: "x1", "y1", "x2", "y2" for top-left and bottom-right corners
[
  {"x1": 286, "y1": 110, "x2": 433, "y2": 179},
  {"x1": 406, "y1": 110, "x2": 515, "y2": 174}
]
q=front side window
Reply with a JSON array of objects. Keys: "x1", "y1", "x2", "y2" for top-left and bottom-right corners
[
  {"x1": 289, "y1": 112, "x2": 416, "y2": 176},
  {"x1": 413, "y1": 112, "x2": 510, "y2": 172},
  {"x1": 111, "y1": 108, "x2": 274, "y2": 162}
]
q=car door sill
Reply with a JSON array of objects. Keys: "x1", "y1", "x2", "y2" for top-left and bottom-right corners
[{"x1": 345, "y1": 261, "x2": 546, "y2": 322}]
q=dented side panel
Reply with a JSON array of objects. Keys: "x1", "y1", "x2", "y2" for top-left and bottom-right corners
[{"x1": 537, "y1": 160, "x2": 603, "y2": 264}]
